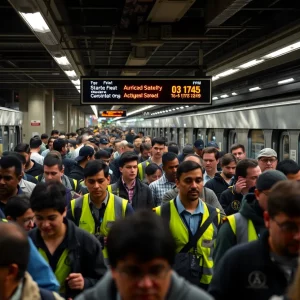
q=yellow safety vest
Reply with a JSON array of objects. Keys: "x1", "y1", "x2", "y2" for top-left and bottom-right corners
[
  {"x1": 226, "y1": 213, "x2": 258, "y2": 243},
  {"x1": 156, "y1": 200, "x2": 220, "y2": 285},
  {"x1": 137, "y1": 160, "x2": 150, "y2": 180},
  {"x1": 39, "y1": 249, "x2": 70, "y2": 295},
  {"x1": 70, "y1": 192, "x2": 127, "y2": 259}
]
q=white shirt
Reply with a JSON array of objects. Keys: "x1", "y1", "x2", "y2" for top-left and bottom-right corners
[{"x1": 30, "y1": 152, "x2": 44, "y2": 165}]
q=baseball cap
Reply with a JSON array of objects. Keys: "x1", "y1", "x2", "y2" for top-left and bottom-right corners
[
  {"x1": 207, "y1": 141, "x2": 219, "y2": 148},
  {"x1": 75, "y1": 146, "x2": 95, "y2": 162},
  {"x1": 256, "y1": 170, "x2": 287, "y2": 191},
  {"x1": 194, "y1": 139, "x2": 205, "y2": 150},
  {"x1": 99, "y1": 138, "x2": 109, "y2": 144},
  {"x1": 257, "y1": 148, "x2": 277, "y2": 159}
]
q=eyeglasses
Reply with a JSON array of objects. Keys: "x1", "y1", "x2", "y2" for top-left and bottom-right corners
[
  {"x1": 259, "y1": 158, "x2": 277, "y2": 164},
  {"x1": 273, "y1": 218, "x2": 300, "y2": 234},
  {"x1": 23, "y1": 217, "x2": 35, "y2": 226},
  {"x1": 117, "y1": 265, "x2": 170, "y2": 281}
]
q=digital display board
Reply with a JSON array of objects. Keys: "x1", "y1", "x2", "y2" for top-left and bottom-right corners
[
  {"x1": 101, "y1": 110, "x2": 127, "y2": 117},
  {"x1": 81, "y1": 77, "x2": 211, "y2": 105}
]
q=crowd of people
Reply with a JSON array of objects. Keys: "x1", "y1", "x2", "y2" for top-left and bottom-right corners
[{"x1": 1, "y1": 126, "x2": 300, "y2": 300}]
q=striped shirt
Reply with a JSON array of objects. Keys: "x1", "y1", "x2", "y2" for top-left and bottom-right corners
[{"x1": 122, "y1": 178, "x2": 136, "y2": 203}]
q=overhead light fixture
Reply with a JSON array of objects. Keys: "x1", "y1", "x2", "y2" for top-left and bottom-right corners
[
  {"x1": 71, "y1": 79, "x2": 80, "y2": 86},
  {"x1": 19, "y1": 12, "x2": 50, "y2": 33},
  {"x1": 185, "y1": 105, "x2": 189, "y2": 108},
  {"x1": 263, "y1": 41, "x2": 300, "y2": 59},
  {"x1": 238, "y1": 59, "x2": 264, "y2": 69},
  {"x1": 176, "y1": 107, "x2": 180, "y2": 110},
  {"x1": 232, "y1": 92, "x2": 238, "y2": 96},
  {"x1": 216, "y1": 69, "x2": 239, "y2": 77},
  {"x1": 54, "y1": 56, "x2": 71, "y2": 66},
  {"x1": 278, "y1": 78, "x2": 295, "y2": 85},
  {"x1": 212, "y1": 76, "x2": 220, "y2": 82},
  {"x1": 249, "y1": 86, "x2": 261, "y2": 92},
  {"x1": 127, "y1": 105, "x2": 156, "y2": 116},
  {"x1": 220, "y1": 94, "x2": 229, "y2": 98},
  {"x1": 90, "y1": 105, "x2": 98, "y2": 117},
  {"x1": 180, "y1": 106, "x2": 184, "y2": 109},
  {"x1": 172, "y1": 108, "x2": 176, "y2": 111},
  {"x1": 212, "y1": 96, "x2": 218, "y2": 100},
  {"x1": 64, "y1": 70, "x2": 77, "y2": 77}
]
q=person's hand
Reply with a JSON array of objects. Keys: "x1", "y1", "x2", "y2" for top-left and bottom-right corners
[
  {"x1": 234, "y1": 177, "x2": 247, "y2": 194},
  {"x1": 66, "y1": 273, "x2": 84, "y2": 290}
]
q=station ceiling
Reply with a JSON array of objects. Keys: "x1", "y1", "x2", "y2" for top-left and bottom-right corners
[{"x1": 0, "y1": 0, "x2": 299, "y2": 115}]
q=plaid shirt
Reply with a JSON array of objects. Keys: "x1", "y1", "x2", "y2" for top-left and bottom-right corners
[
  {"x1": 149, "y1": 174, "x2": 175, "y2": 207},
  {"x1": 122, "y1": 178, "x2": 136, "y2": 203}
]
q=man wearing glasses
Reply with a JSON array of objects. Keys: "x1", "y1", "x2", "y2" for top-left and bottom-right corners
[
  {"x1": 257, "y1": 148, "x2": 278, "y2": 172},
  {"x1": 75, "y1": 211, "x2": 213, "y2": 300},
  {"x1": 210, "y1": 180, "x2": 299, "y2": 300}
]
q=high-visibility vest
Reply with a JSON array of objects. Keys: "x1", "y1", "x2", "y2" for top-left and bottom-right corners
[
  {"x1": 35, "y1": 175, "x2": 78, "y2": 192},
  {"x1": 155, "y1": 200, "x2": 220, "y2": 285},
  {"x1": 38, "y1": 249, "x2": 70, "y2": 295},
  {"x1": 226, "y1": 213, "x2": 258, "y2": 243},
  {"x1": 70, "y1": 193, "x2": 127, "y2": 260},
  {"x1": 137, "y1": 160, "x2": 150, "y2": 180}
]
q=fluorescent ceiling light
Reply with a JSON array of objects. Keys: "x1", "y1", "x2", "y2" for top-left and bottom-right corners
[
  {"x1": 90, "y1": 105, "x2": 98, "y2": 117},
  {"x1": 216, "y1": 69, "x2": 239, "y2": 77},
  {"x1": 54, "y1": 56, "x2": 71, "y2": 66},
  {"x1": 232, "y1": 92, "x2": 238, "y2": 96},
  {"x1": 65, "y1": 70, "x2": 77, "y2": 77},
  {"x1": 212, "y1": 96, "x2": 218, "y2": 100},
  {"x1": 180, "y1": 106, "x2": 184, "y2": 109},
  {"x1": 212, "y1": 76, "x2": 220, "y2": 81},
  {"x1": 172, "y1": 108, "x2": 176, "y2": 111},
  {"x1": 263, "y1": 41, "x2": 300, "y2": 59},
  {"x1": 185, "y1": 105, "x2": 189, "y2": 107},
  {"x1": 278, "y1": 78, "x2": 295, "y2": 85},
  {"x1": 220, "y1": 94, "x2": 229, "y2": 98},
  {"x1": 127, "y1": 105, "x2": 156, "y2": 116},
  {"x1": 176, "y1": 107, "x2": 180, "y2": 110},
  {"x1": 72, "y1": 79, "x2": 80, "y2": 86},
  {"x1": 19, "y1": 12, "x2": 50, "y2": 33},
  {"x1": 249, "y1": 86, "x2": 261, "y2": 92},
  {"x1": 238, "y1": 59, "x2": 264, "y2": 69}
]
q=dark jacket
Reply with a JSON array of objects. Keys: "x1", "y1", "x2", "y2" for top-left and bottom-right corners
[
  {"x1": 209, "y1": 231, "x2": 297, "y2": 300},
  {"x1": 213, "y1": 193, "x2": 266, "y2": 267},
  {"x1": 25, "y1": 160, "x2": 43, "y2": 177},
  {"x1": 75, "y1": 271, "x2": 213, "y2": 300},
  {"x1": 109, "y1": 157, "x2": 121, "y2": 179},
  {"x1": 29, "y1": 218, "x2": 107, "y2": 299},
  {"x1": 69, "y1": 164, "x2": 84, "y2": 181},
  {"x1": 205, "y1": 173, "x2": 233, "y2": 200},
  {"x1": 219, "y1": 186, "x2": 244, "y2": 216},
  {"x1": 62, "y1": 156, "x2": 76, "y2": 177},
  {"x1": 23, "y1": 173, "x2": 38, "y2": 184},
  {"x1": 109, "y1": 178, "x2": 154, "y2": 210}
]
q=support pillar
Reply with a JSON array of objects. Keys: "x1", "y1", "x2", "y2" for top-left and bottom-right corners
[
  {"x1": 45, "y1": 90, "x2": 54, "y2": 136},
  {"x1": 54, "y1": 101, "x2": 69, "y2": 133}
]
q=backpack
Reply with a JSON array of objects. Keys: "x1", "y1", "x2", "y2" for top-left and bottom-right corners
[{"x1": 39, "y1": 288, "x2": 55, "y2": 300}]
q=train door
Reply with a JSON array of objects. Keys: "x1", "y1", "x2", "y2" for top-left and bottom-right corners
[
  {"x1": 248, "y1": 130, "x2": 265, "y2": 159},
  {"x1": 228, "y1": 130, "x2": 237, "y2": 151},
  {"x1": 3, "y1": 126, "x2": 9, "y2": 151},
  {"x1": 16, "y1": 126, "x2": 21, "y2": 144},
  {"x1": 280, "y1": 132, "x2": 290, "y2": 160},
  {"x1": 206, "y1": 129, "x2": 216, "y2": 146},
  {"x1": 9, "y1": 127, "x2": 15, "y2": 151}
]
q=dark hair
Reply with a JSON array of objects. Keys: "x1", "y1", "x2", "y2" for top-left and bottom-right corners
[
  {"x1": 230, "y1": 143, "x2": 245, "y2": 153},
  {"x1": 2, "y1": 152, "x2": 26, "y2": 165},
  {"x1": 95, "y1": 150, "x2": 110, "y2": 160},
  {"x1": 68, "y1": 140, "x2": 76, "y2": 147},
  {"x1": 138, "y1": 131, "x2": 144, "y2": 136},
  {"x1": 140, "y1": 143, "x2": 152, "y2": 152},
  {"x1": 83, "y1": 160, "x2": 109, "y2": 178},
  {"x1": 133, "y1": 135, "x2": 141, "y2": 142},
  {"x1": 168, "y1": 145, "x2": 179, "y2": 155},
  {"x1": 44, "y1": 153, "x2": 63, "y2": 170},
  {"x1": 5, "y1": 195, "x2": 31, "y2": 219},
  {"x1": 162, "y1": 152, "x2": 178, "y2": 166},
  {"x1": 29, "y1": 137, "x2": 42, "y2": 149},
  {"x1": 14, "y1": 143, "x2": 30, "y2": 154},
  {"x1": 176, "y1": 160, "x2": 202, "y2": 180},
  {"x1": 69, "y1": 132, "x2": 77, "y2": 137},
  {"x1": 51, "y1": 130, "x2": 59, "y2": 136},
  {"x1": 30, "y1": 182, "x2": 66, "y2": 213},
  {"x1": 125, "y1": 143, "x2": 134, "y2": 149},
  {"x1": 202, "y1": 147, "x2": 219, "y2": 160},
  {"x1": 152, "y1": 137, "x2": 166, "y2": 147},
  {"x1": 0, "y1": 222, "x2": 29, "y2": 280},
  {"x1": 47, "y1": 136, "x2": 56, "y2": 145},
  {"x1": 119, "y1": 152, "x2": 139, "y2": 167},
  {"x1": 0, "y1": 156, "x2": 22, "y2": 177},
  {"x1": 107, "y1": 210, "x2": 176, "y2": 268},
  {"x1": 145, "y1": 163, "x2": 163, "y2": 176},
  {"x1": 41, "y1": 133, "x2": 48, "y2": 140},
  {"x1": 53, "y1": 139, "x2": 67, "y2": 152},
  {"x1": 221, "y1": 153, "x2": 237, "y2": 167},
  {"x1": 104, "y1": 148, "x2": 113, "y2": 155},
  {"x1": 276, "y1": 159, "x2": 300, "y2": 176},
  {"x1": 59, "y1": 131, "x2": 66, "y2": 136},
  {"x1": 268, "y1": 181, "x2": 300, "y2": 218},
  {"x1": 235, "y1": 159, "x2": 258, "y2": 178}
]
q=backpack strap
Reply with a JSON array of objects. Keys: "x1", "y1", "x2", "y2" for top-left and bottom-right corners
[{"x1": 39, "y1": 287, "x2": 55, "y2": 300}]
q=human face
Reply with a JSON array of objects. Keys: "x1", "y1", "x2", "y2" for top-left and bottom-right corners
[
  {"x1": 34, "y1": 208, "x2": 65, "y2": 238},
  {"x1": 254, "y1": 189, "x2": 270, "y2": 211},
  {"x1": 84, "y1": 170, "x2": 110, "y2": 201},
  {"x1": 146, "y1": 169, "x2": 162, "y2": 185},
  {"x1": 258, "y1": 156, "x2": 278, "y2": 172},
  {"x1": 163, "y1": 159, "x2": 179, "y2": 183},
  {"x1": 15, "y1": 209, "x2": 35, "y2": 231},
  {"x1": 245, "y1": 166, "x2": 261, "y2": 190},
  {"x1": 203, "y1": 153, "x2": 219, "y2": 174},
  {"x1": 48, "y1": 139, "x2": 55, "y2": 151},
  {"x1": 231, "y1": 148, "x2": 246, "y2": 161},
  {"x1": 141, "y1": 149, "x2": 151, "y2": 160},
  {"x1": 43, "y1": 165, "x2": 63, "y2": 183},
  {"x1": 115, "y1": 142, "x2": 121, "y2": 153},
  {"x1": 194, "y1": 148, "x2": 203, "y2": 157},
  {"x1": 20, "y1": 152, "x2": 31, "y2": 168},
  {"x1": 286, "y1": 171, "x2": 300, "y2": 181},
  {"x1": 0, "y1": 167, "x2": 21, "y2": 199},
  {"x1": 134, "y1": 138, "x2": 142, "y2": 150},
  {"x1": 144, "y1": 137, "x2": 151, "y2": 144},
  {"x1": 222, "y1": 162, "x2": 236, "y2": 179},
  {"x1": 111, "y1": 256, "x2": 172, "y2": 300},
  {"x1": 152, "y1": 143, "x2": 165, "y2": 160},
  {"x1": 67, "y1": 143, "x2": 75, "y2": 151},
  {"x1": 120, "y1": 161, "x2": 138, "y2": 182},
  {"x1": 264, "y1": 211, "x2": 300, "y2": 257},
  {"x1": 176, "y1": 168, "x2": 203, "y2": 202}
]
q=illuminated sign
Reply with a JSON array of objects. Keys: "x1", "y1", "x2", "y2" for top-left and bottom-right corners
[
  {"x1": 81, "y1": 77, "x2": 211, "y2": 104},
  {"x1": 101, "y1": 110, "x2": 126, "y2": 117}
]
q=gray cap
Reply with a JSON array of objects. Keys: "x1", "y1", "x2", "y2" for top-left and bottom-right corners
[
  {"x1": 257, "y1": 148, "x2": 277, "y2": 159},
  {"x1": 256, "y1": 170, "x2": 287, "y2": 191}
]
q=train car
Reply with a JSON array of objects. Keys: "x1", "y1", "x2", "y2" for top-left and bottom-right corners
[{"x1": 117, "y1": 95, "x2": 300, "y2": 163}]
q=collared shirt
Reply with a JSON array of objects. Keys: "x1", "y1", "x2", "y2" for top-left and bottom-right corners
[
  {"x1": 10, "y1": 280, "x2": 23, "y2": 300},
  {"x1": 149, "y1": 174, "x2": 175, "y2": 206},
  {"x1": 175, "y1": 196, "x2": 204, "y2": 235},
  {"x1": 203, "y1": 171, "x2": 215, "y2": 185},
  {"x1": 89, "y1": 193, "x2": 109, "y2": 221},
  {"x1": 121, "y1": 178, "x2": 136, "y2": 203}
]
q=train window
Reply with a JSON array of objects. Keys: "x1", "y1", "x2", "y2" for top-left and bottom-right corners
[
  {"x1": 249, "y1": 130, "x2": 265, "y2": 159},
  {"x1": 206, "y1": 129, "x2": 216, "y2": 145},
  {"x1": 228, "y1": 130, "x2": 237, "y2": 148},
  {"x1": 160, "y1": 128, "x2": 163, "y2": 137},
  {"x1": 281, "y1": 133, "x2": 290, "y2": 160},
  {"x1": 184, "y1": 129, "x2": 189, "y2": 145}
]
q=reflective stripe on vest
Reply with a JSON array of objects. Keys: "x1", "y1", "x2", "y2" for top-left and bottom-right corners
[
  {"x1": 0, "y1": 219, "x2": 8, "y2": 222},
  {"x1": 155, "y1": 200, "x2": 219, "y2": 285},
  {"x1": 70, "y1": 192, "x2": 127, "y2": 259},
  {"x1": 137, "y1": 161, "x2": 150, "y2": 180},
  {"x1": 72, "y1": 179, "x2": 77, "y2": 191},
  {"x1": 39, "y1": 248, "x2": 70, "y2": 294},
  {"x1": 226, "y1": 213, "x2": 258, "y2": 244}
]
